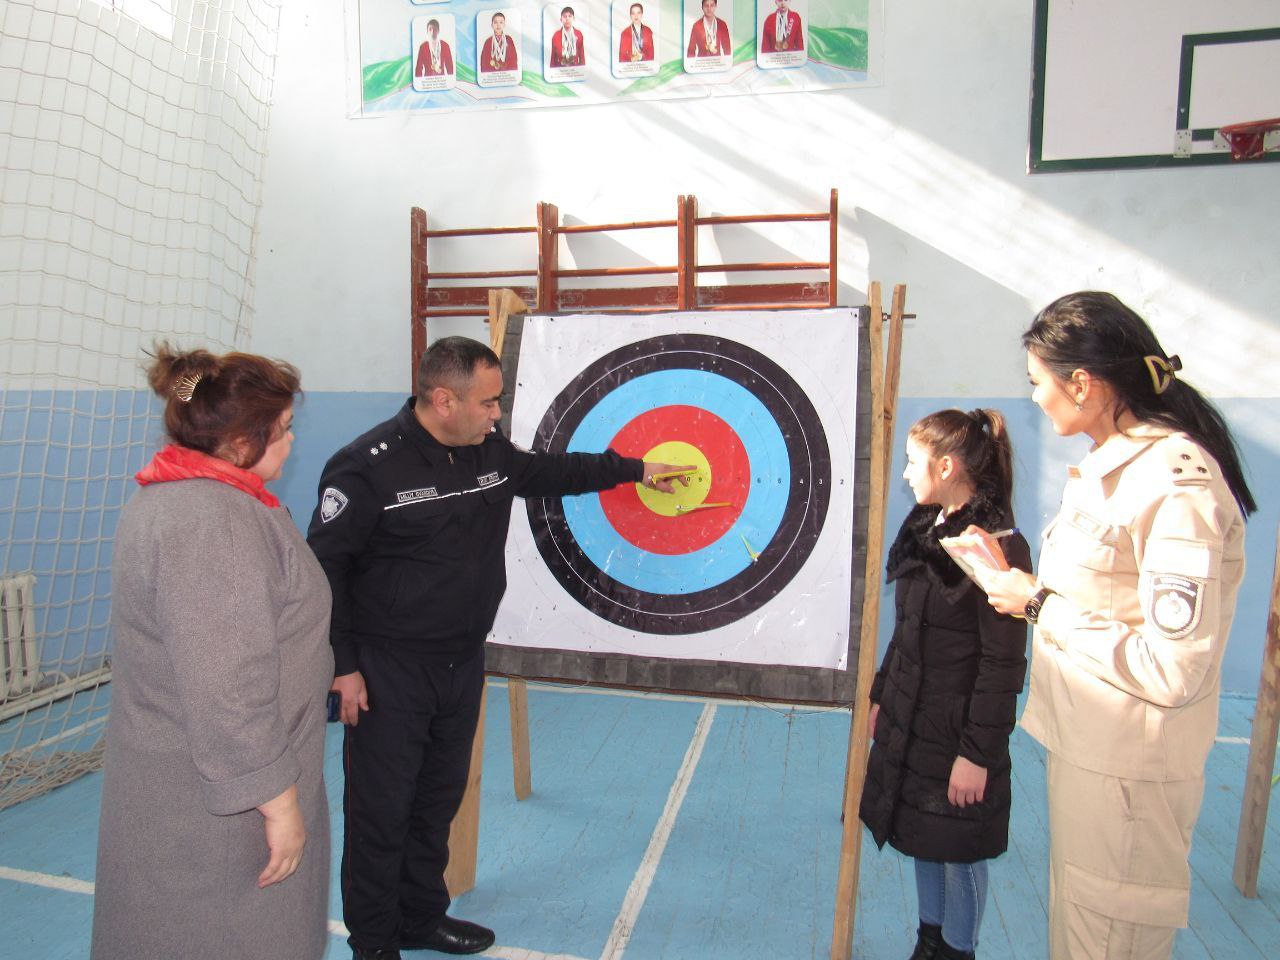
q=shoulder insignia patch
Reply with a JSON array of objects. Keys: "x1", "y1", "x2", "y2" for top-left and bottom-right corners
[
  {"x1": 1158, "y1": 439, "x2": 1213, "y2": 485},
  {"x1": 320, "y1": 486, "x2": 350, "y2": 523},
  {"x1": 357, "y1": 434, "x2": 400, "y2": 466},
  {"x1": 1146, "y1": 573, "x2": 1204, "y2": 639}
]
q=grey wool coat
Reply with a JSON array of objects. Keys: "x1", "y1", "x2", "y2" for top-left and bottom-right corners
[{"x1": 91, "y1": 479, "x2": 334, "y2": 960}]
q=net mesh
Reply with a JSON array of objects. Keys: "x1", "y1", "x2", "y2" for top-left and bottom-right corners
[{"x1": 0, "y1": 0, "x2": 282, "y2": 809}]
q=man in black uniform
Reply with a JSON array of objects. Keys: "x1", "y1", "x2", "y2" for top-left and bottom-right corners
[{"x1": 307, "y1": 337, "x2": 685, "y2": 960}]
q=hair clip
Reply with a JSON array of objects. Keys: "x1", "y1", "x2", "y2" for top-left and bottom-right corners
[
  {"x1": 1143, "y1": 354, "x2": 1181, "y2": 395},
  {"x1": 174, "y1": 373, "x2": 203, "y2": 403}
]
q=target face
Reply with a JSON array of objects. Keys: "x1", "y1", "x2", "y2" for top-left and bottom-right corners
[{"x1": 526, "y1": 333, "x2": 832, "y2": 634}]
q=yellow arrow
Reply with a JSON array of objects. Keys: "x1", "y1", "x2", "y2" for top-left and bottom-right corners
[
  {"x1": 740, "y1": 533, "x2": 761, "y2": 563},
  {"x1": 676, "y1": 501, "x2": 732, "y2": 514}
]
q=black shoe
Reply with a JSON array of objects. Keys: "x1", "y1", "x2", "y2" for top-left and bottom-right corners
[
  {"x1": 935, "y1": 938, "x2": 975, "y2": 960},
  {"x1": 353, "y1": 949, "x2": 402, "y2": 960},
  {"x1": 401, "y1": 916, "x2": 495, "y2": 955},
  {"x1": 909, "y1": 922, "x2": 943, "y2": 960}
]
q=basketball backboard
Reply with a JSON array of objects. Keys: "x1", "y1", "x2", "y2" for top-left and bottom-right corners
[{"x1": 1030, "y1": 0, "x2": 1280, "y2": 171}]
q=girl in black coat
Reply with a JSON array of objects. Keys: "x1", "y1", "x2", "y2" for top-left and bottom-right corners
[{"x1": 859, "y1": 409, "x2": 1031, "y2": 960}]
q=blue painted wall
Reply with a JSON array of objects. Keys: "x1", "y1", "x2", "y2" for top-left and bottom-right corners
[{"x1": 2, "y1": 389, "x2": 1272, "y2": 695}]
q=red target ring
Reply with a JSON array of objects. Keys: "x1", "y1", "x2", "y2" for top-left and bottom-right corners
[{"x1": 598, "y1": 404, "x2": 750, "y2": 555}]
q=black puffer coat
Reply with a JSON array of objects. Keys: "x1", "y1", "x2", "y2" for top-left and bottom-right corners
[{"x1": 859, "y1": 497, "x2": 1031, "y2": 863}]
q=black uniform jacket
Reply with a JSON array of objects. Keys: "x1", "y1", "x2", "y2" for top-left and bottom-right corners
[
  {"x1": 306, "y1": 398, "x2": 643, "y2": 675},
  {"x1": 859, "y1": 496, "x2": 1032, "y2": 864}
]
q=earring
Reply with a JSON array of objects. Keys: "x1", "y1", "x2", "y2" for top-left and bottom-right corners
[{"x1": 1074, "y1": 401, "x2": 1082, "y2": 411}]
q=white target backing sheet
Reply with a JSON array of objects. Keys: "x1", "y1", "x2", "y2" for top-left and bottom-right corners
[{"x1": 490, "y1": 310, "x2": 858, "y2": 670}]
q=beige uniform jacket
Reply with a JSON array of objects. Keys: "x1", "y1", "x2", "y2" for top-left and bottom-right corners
[{"x1": 1021, "y1": 425, "x2": 1246, "y2": 783}]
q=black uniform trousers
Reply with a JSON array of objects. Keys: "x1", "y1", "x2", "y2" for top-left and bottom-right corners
[{"x1": 341, "y1": 642, "x2": 485, "y2": 950}]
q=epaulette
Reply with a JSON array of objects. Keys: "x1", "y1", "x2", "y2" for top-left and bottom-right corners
[
  {"x1": 1157, "y1": 435, "x2": 1213, "y2": 487},
  {"x1": 353, "y1": 432, "x2": 403, "y2": 467}
]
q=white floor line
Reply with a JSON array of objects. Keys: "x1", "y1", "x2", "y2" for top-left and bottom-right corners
[
  {"x1": 1, "y1": 871, "x2": 590, "y2": 960},
  {"x1": 0, "y1": 864, "x2": 95, "y2": 895},
  {"x1": 598, "y1": 701, "x2": 717, "y2": 960},
  {"x1": 1215, "y1": 736, "x2": 1250, "y2": 744}
]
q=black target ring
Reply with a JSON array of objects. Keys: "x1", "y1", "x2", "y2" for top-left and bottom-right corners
[{"x1": 526, "y1": 333, "x2": 831, "y2": 635}]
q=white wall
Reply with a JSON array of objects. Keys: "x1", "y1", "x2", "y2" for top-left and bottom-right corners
[{"x1": 253, "y1": 0, "x2": 1279, "y2": 403}]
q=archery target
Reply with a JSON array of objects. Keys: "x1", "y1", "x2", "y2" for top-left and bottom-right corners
[
  {"x1": 527, "y1": 335, "x2": 830, "y2": 632},
  {"x1": 496, "y1": 311, "x2": 857, "y2": 671}
]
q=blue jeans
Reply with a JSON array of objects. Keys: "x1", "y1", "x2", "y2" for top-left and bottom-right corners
[{"x1": 915, "y1": 857, "x2": 989, "y2": 953}]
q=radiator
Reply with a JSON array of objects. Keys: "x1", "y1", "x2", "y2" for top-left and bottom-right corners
[{"x1": 1, "y1": 574, "x2": 40, "y2": 699}]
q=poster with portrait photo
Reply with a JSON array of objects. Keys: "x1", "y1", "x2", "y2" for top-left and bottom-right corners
[
  {"x1": 683, "y1": 0, "x2": 733, "y2": 75},
  {"x1": 353, "y1": 0, "x2": 882, "y2": 116},
  {"x1": 410, "y1": 14, "x2": 457, "y2": 92},
  {"x1": 611, "y1": 1, "x2": 659, "y2": 79},
  {"x1": 544, "y1": 4, "x2": 589, "y2": 83},
  {"x1": 756, "y1": 0, "x2": 807, "y2": 70},
  {"x1": 477, "y1": 8, "x2": 522, "y2": 88}
]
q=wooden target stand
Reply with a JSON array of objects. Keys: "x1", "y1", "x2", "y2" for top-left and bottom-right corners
[
  {"x1": 1233, "y1": 530, "x2": 1280, "y2": 898},
  {"x1": 411, "y1": 192, "x2": 907, "y2": 957}
]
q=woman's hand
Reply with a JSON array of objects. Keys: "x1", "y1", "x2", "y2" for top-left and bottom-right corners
[
  {"x1": 948, "y1": 756, "x2": 988, "y2": 808},
  {"x1": 257, "y1": 784, "x2": 305, "y2": 888},
  {"x1": 332, "y1": 670, "x2": 369, "y2": 726},
  {"x1": 868, "y1": 701, "x2": 880, "y2": 736},
  {"x1": 983, "y1": 567, "x2": 1039, "y2": 617}
]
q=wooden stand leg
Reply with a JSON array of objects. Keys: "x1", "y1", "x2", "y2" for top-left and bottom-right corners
[
  {"x1": 1233, "y1": 534, "x2": 1280, "y2": 897},
  {"x1": 831, "y1": 283, "x2": 899, "y2": 959},
  {"x1": 508, "y1": 678, "x2": 532, "y2": 800},
  {"x1": 445, "y1": 683, "x2": 487, "y2": 898}
]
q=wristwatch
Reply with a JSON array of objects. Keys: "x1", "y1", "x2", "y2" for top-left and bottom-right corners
[{"x1": 1024, "y1": 586, "x2": 1055, "y2": 623}]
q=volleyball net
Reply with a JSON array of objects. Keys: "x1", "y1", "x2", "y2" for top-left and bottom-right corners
[{"x1": 0, "y1": 0, "x2": 282, "y2": 809}]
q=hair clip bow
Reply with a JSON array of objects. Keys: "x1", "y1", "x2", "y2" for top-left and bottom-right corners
[
  {"x1": 1143, "y1": 354, "x2": 1181, "y2": 395},
  {"x1": 174, "y1": 373, "x2": 203, "y2": 403}
]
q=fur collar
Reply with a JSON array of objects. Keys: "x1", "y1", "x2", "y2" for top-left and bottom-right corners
[{"x1": 885, "y1": 494, "x2": 1013, "y2": 590}]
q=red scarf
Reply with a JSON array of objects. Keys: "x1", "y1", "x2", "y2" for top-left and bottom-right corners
[{"x1": 136, "y1": 443, "x2": 280, "y2": 509}]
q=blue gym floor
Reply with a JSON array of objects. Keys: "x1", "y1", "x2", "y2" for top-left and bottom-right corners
[{"x1": 1, "y1": 681, "x2": 1277, "y2": 959}]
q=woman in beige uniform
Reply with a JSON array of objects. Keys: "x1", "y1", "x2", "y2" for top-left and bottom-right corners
[{"x1": 981, "y1": 291, "x2": 1255, "y2": 960}]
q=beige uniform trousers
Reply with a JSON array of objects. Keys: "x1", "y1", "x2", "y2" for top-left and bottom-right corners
[{"x1": 1047, "y1": 754, "x2": 1204, "y2": 960}]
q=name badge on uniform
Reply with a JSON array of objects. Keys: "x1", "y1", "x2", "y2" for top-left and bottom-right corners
[
  {"x1": 396, "y1": 487, "x2": 438, "y2": 503},
  {"x1": 320, "y1": 486, "x2": 349, "y2": 523},
  {"x1": 1147, "y1": 573, "x2": 1204, "y2": 640}
]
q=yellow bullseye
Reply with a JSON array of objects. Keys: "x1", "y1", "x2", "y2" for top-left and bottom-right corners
[{"x1": 637, "y1": 441, "x2": 709, "y2": 516}]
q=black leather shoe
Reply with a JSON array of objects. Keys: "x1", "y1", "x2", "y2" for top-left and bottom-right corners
[
  {"x1": 909, "y1": 922, "x2": 943, "y2": 960},
  {"x1": 353, "y1": 949, "x2": 402, "y2": 960},
  {"x1": 401, "y1": 916, "x2": 495, "y2": 954}
]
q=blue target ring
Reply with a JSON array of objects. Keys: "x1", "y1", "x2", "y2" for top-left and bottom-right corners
[
  {"x1": 526, "y1": 333, "x2": 831, "y2": 635},
  {"x1": 563, "y1": 369, "x2": 789, "y2": 594}
]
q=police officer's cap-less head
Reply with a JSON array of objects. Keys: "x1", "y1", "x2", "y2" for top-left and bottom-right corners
[{"x1": 416, "y1": 337, "x2": 504, "y2": 448}]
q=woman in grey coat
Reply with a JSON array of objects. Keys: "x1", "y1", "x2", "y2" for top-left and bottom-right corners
[{"x1": 91, "y1": 345, "x2": 334, "y2": 960}]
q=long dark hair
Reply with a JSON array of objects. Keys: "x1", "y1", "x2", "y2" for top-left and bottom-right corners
[
  {"x1": 909, "y1": 408, "x2": 1015, "y2": 507},
  {"x1": 1024, "y1": 291, "x2": 1255, "y2": 516},
  {"x1": 145, "y1": 342, "x2": 300, "y2": 468}
]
